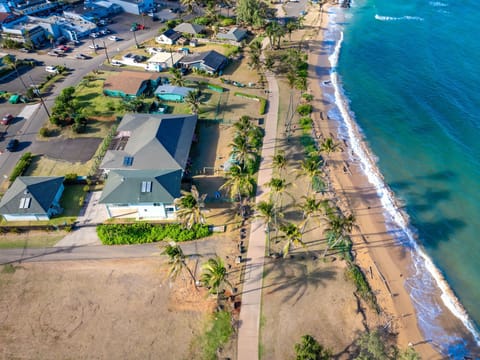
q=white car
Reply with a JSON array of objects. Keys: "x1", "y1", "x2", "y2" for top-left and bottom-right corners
[
  {"x1": 108, "y1": 35, "x2": 119, "y2": 41},
  {"x1": 45, "y1": 66, "x2": 58, "y2": 73},
  {"x1": 111, "y1": 60, "x2": 123, "y2": 67},
  {"x1": 89, "y1": 44, "x2": 100, "y2": 49}
]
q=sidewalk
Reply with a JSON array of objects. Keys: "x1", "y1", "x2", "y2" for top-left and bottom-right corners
[{"x1": 236, "y1": 66, "x2": 280, "y2": 359}]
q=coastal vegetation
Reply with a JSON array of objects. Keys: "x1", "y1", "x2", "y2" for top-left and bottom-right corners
[{"x1": 9, "y1": 152, "x2": 33, "y2": 183}]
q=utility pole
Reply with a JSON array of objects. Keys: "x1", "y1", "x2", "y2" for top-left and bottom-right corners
[
  {"x1": 102, "y1": 40, "x2": 110, "y2": 63},
  {"x1": 91, "y1": 38, "x2": 97, "y2": 53},
  {"x1": 132, "y1": 28, "x2": 139, "y2": 48},
  {"x1": 28, "y1": 75, "x2": 50, "y2": 118}
]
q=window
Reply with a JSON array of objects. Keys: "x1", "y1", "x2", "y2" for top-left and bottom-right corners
[
  {"x1": 19, "y1": 197, "x2": 32, "y2": 209},
  {"x1": 123, "y1": 156, "x2": 134, "y2": 166},
  {"x1": 141, "y1": 181, "x2": 152, "y2": 193}
]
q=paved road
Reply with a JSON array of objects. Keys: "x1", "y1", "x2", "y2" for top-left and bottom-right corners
[
  {"x1": 236, "y1": 41, "x2": 281, "y2": 360},
  {"x1": 0, "y1": 237, "x2": 220, "y2": 265}
]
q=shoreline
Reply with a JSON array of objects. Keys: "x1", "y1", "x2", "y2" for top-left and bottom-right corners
[{"x1": 304, "y1": 4, "x2": 454, "y2": 358}]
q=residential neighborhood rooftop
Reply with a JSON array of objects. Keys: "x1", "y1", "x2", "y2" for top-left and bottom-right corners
[{"x1": 103, "y1": 71, "x2": 159, "y2": 97}]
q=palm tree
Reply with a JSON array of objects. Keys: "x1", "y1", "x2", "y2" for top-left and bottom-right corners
[
  {"x1": 255, "y1": 200, "x2": 279, "y2": 256},
  {"x1": 233, "y1": 115, "x2": 254, "y2": 137},
  {"x1": 323, "y1": 213, "x2": 356, "y2": 257},
  {"x1": 247, "y1": 125, "x2": 264, "y2": 151},
  {"x1": 320, "y1": 137, "x2": 340, "y2": 157},
  {"x1": 169, "y1": 67, "x2": 185, "y2": 86},
  {"x1": 230, "y1": 134, "x2": 257, "y2": 170},
  {"x1": 266, "y1": 177, "x2": 290, "y2": 208},
  {"x1": 280, "y1": 223, "x2": 305, "y2": 258},
  {"x1": 286, "y1": 21, "x2": 297, "y2": 41},
  {"x1": 272, "y1": 152, "x2": 287, "y2": 177},
  {"x1": 185, "y1": 89, "x2": 202, "y2": 114},
  {"x1": 263, "y1": 54, "x2": 275, "y2": 72},
  {"x1": 174, "y1": 185, "x2": 207, "y2": 229},
  {"x1": 298, "y1": 157, "x2": 323, "y2": 195},
  {"x1": 162, "y1": 243, "x2": 198, "y2": 289},
  {"x1": 220, "y1": 164, "x2": 255, "y2": 201},
  {"x1": 201, "y1": 257, "x2": 232, "y2": 297},
  {"x1": 248, "y1": 51, "x2": 261, "y2": 71},
  {"x1": 180, "y1": 0, "x2": 197, "y2": 14},
  {"x1": 299, "y1": 196, "x2": 323, "y2": 233}
]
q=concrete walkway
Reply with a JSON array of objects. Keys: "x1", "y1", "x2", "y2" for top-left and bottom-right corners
[{"x1": 236, "y1": 67, "x2": 280, "y2": 359}]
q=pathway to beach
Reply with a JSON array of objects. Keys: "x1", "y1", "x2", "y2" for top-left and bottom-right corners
[{"x1": 236, "y1": 43, "x2": 280, "y2": 360}]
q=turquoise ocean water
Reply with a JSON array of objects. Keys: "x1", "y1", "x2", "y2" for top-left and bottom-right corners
[{"x1": 322, "y1": 0, "x2": 480, "y2": 356}]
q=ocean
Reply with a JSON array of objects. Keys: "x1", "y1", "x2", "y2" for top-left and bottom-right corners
[{"x1": 322, "y1": 0, "x2": 480, "y2": 356}]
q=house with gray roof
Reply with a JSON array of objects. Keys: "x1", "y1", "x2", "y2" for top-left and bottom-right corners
[
  {"x1": 0, "y1": 176, "x2": 64, "y2": 221},
  {"x1": 155, "y1": 28, "x2": 182, "y2": 45},
  {"x1": 154, "y1": 85, "x2": 195, "y2": 102},
  {"x1": 179, "y1": 50, "x2": 228, "y2": 75},
  {"x1": 99, "y1": 113, "x2": 197, "y2": 220},
  {"x1": 216, "y1": 27, "x2": 248, "y2": 42},
  {"x1": 173, "y1": 22, "x2": 205, "y2": 36}
]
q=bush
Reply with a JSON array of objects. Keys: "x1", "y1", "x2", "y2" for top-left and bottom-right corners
[
  {"x1": 259, "y1": 98, "x2": 267, "y2": 115},
  {"x1": 193, "y1": 16, "x2": 211, "y2": 26},
  {"x1": 64, "y1": 173, "x2": 78, "y2": 184},
  {"x1": 9, "y1": 152, "x2": 32, "y2": 182},
  {"x1": 299, "y1": 117, "x2": 313, "y2": 128},
  {"x1": 345, "y1": 263, "x2": 379, "y2": 311},
  {"x1": 219, "y1": 18, "x2": 236, "y2": 27},
  {"x1": 83, "y1": 185, "x2": 90, "y2": 192},
  {"x1": 302, "y1": 93, "x2": 314, "y2": 101},
  {"x1": 297, "y1": 104, "x2": 313, "y2": 116},
  {"x1": 39, "y1": 127, "x2": 50, "y2": 137},
  {"x1": 294, "y1": 334, "x2": 332, "y2": 360},
  {"x1": 197, "y1": 311, "x2": 233, "y2": 360},
  {"x1": 97, "y1": 223, "x2": 212, "y2": 245}
]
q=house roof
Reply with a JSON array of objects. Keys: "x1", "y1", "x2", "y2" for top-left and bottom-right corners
[
  {"x1": 154, "y1": 85, "x2": 194, "y2": 98},
  {"x1": 99, "y1": 169, "x2": 182, "y2": 204},
  {"x1": 100, "y1": 113, "x2": 197, "y2": 172},
  {"x1": 147, "y1": 52, "x2": 184, "y2": 66},
  {"x1": 179, "y1": 50, "x2": 228, "y2": 73},
  {"x1": 217, "y1": 27, "x2": 248, "y2": 42},
  {"x1": 173, "y1": 22, "x2": 205, "y2": 35},
  {"x1": 0, "y1": 177, "x2": 64, "y2": 215},
  {"x1": 103, "y1": 71, "x2": 159, "y2": 96},
  {"x1": 162, "y1": 28, "x2": 182, "y2": 41}
]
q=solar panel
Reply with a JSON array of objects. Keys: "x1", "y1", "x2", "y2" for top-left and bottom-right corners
[
  {"x1": 19, "y1": 197, "x2": 32, "y2": 209},
  {"x1": 141, "y1": 181, "x2": 152, "y2": 193}
]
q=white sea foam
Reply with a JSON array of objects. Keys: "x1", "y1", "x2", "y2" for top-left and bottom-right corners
[
  {"x1": 375, "y1": 14, "x2": 424, "y2": 21},
  {"x1": 429, "y1": 1, "x2": 448, "y2": 7},
  {"x1": 326, "y1": 26, "x2": 480, "y2": 348}
]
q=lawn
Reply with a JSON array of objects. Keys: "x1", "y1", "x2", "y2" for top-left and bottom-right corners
[
  {"x1": 25, "y1": 155, "x2": 95, "y2": 177},
  {"x1": 0, "y1": 231, "x2": 65, "y2": 249}
]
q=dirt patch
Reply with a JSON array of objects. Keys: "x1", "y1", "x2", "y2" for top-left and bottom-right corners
[{"x1": 0, "y1": 258, "x2": 215, "y2": 359}]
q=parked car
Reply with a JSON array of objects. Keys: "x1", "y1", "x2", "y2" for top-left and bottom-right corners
[
  {"x1": 1, "y1": 114, "x2": 14, "y2": 125},
  {"x1": 111, "y1": 60, "x2": 123, "y2": 67},
  {"x1": 108, "y1": 35, "x2": 119, "y2": 41},
  {"x1": 89, "y1": 44, "x2": 100, "y2": 49},
  {"x1": 19, "y1": 48, "x2": 31, "y2": 53},
  {"x1": 133, "y1": 55, "x2": 147, "y2": 63},
  {"x1": 99, "y1": 28, "x2": 110, "y2": 35},
  {"x1": 45, "y1": 66, "x2": 58, "y2": 73},
  {"x1": 90, "y1": 32, "x2": 99, "y2": 38},
  {"x1": 75, "y1": 53, "x2": 89, "y2": 60},
  {"x1": 47, "y1": 50, "x2": 63, "y2": 57},
  {"x1": 147, "y1": 47, "x2": 163, "y2": 55},
  {"x1": 23, "y1": 58, "x2": 43, "y2": 66},
  {"x1": 6, "y1": 139, "x2": 19, "y2": 152}
]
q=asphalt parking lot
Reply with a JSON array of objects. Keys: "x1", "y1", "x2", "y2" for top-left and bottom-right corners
[{"x1": 31, "y1": 137, "x2": 102, "y2": 162}]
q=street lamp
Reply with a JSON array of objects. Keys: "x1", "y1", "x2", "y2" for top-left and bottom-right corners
[
  {"x1": 132, "y1": 28, "x2": 139, "y2": 48},
  {"x1": 28, "y1": 75, "x2": 50, "y2": 118},
  {"x1": 102, "y1": 40, "x2": 110, "y2": 63}
]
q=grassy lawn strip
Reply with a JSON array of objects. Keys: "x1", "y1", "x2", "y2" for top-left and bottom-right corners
[
  {"x1": 75, "y1": 77, "x2": 124, "y2": 118},
  {"x1": 195, "y1": 311, "x2": 233, "y2": 360},
  {"x1": 0, "y1": 232, "x2": 65, "y2": 249},
  {"x1": 234, "y1": 92, "x2": 267, "y2": 115},
  {"x1": 97, "y1": 223, "x2": 212, "y2": 244}
]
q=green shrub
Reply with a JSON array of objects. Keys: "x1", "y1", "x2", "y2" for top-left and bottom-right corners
[
  {"x1": 302, "y1": 93, "x2": 314, "y2": 101},
  {"x1": 193, "y1": 17, "x2": 211, "y2": 26},
  {"x1": 299, "y1": 117, "x2": 313, "y2": 128},
  {"x1": 39, "y1": 127, "x2": 50, "y2": 137},
  {"x1": 64, "y1": 173, "x2": 78, "y2": 184},
  {"x1": 197, "y1": 311, "x2": 233, "y2": 360},
  {"x1": 345, "y1": 263, "x2": 379, "y2": 311},
  {"x1": 297, "y1": 104, "x2": 313, "y2": 116},
  {"x1": 97, "y1": 223, "x2": 212, "y2": 245},
  {"x1": 223, "y1": 45, "x2": 239, "y2": 58},
  {"x1": 83, "y1": 185, "x2": 90, "y2": 192},
  {"x1": 259, "y1": 98, "x2": 267, "y2": 115},
  {"x1": 219, "y1": 18, "x2": 236, "y2": 27},
  {"x1": 9, "y1": 153, "x2": 32, "y2": 182}
]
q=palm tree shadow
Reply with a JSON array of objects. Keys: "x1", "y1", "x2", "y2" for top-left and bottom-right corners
[{"x1": 263, "y1": 260, "x2": 337, "y2": 305}]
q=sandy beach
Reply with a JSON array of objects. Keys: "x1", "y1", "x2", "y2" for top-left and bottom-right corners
[{"x1": 302, "y1": 4, "x2": 463, "y2": 358}]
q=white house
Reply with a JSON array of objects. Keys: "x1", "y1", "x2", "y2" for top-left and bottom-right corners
[{"x1": 155, "y1": 29, "x2": 182, "y2": 45}]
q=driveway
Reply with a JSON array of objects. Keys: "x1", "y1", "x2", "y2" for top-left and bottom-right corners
[{"x1": 31, "y1": 137, "x2": 102, "y2": 162}]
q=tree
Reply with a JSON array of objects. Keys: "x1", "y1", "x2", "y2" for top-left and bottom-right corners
[
  {"x1": 299, "y1": 196, "x2": 323, "y2": 233},
  {"x1": 280, "y1": 222, "x2": 305, "y2": 258},
  {"x1": 272, "y1": 152, "x2": 287, "y2": 177},
  {"x1": 255, "y1": 200, "x2": 279, "y2": 256},
  {"x1": 174, "y1": 185, "x2": 207, "y2": 229},
  {"x1": 236, "y1": 0, "x2": 266, "y2": 28},
  {"x1": 320, "y1": 137, "x2": 340, "y2": 158},
  {"x1": 294, "y1": 334, "x2": 332, "y2": 360},
  {"x1": 201, "y1": 257, "x2": 232, "y2": 297},
  {"x1": 162, "y1": 243, "x2": 198, "y2": 289},
  {"x1": 230, "y1": 134, "x2": 257, "y2": 170},
  {"x1": 220, "y1": 164, "x2": 255, "y2": 201},
  {"x1": 264, "y1": 53, "x2": 275, "y2": 71},
  {"x1": 323, "y1": 213, "x2": 355, "y2": 257},
  {"x1": 185, "y1": 89, "x2": 202, "y2": 114},
  {"x1": 298, "y1": 157, "x2": 323, "y2": 195},
  {"x1": 233, "y1": 115, "x2": 254, "y2": 137},
  {"x1": 180, "y1": 0, "x2": 197, "y2": 14},
  {"x1": 169, "y1": 67, "x2": 185, "y2": 86},
  {"x1": 286, "y1": 21, "x2": 297, "y2": 41},
  {"x1": 47, "y1": 33, "x2": 54, "y2": 49},
  {"x1": 248, "y1": 51, "x2": 261, "y2": 71}
]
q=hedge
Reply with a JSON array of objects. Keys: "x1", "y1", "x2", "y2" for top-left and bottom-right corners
[
  {"x1": 207, "y1": 84, "x2": 225, "y2": 93},
  {"x1": 9, "y1": 152, "x2": 32, "y2": 182},
  {"x1": 97, "y1": 223, "x2": 212, "y2": 245}
]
